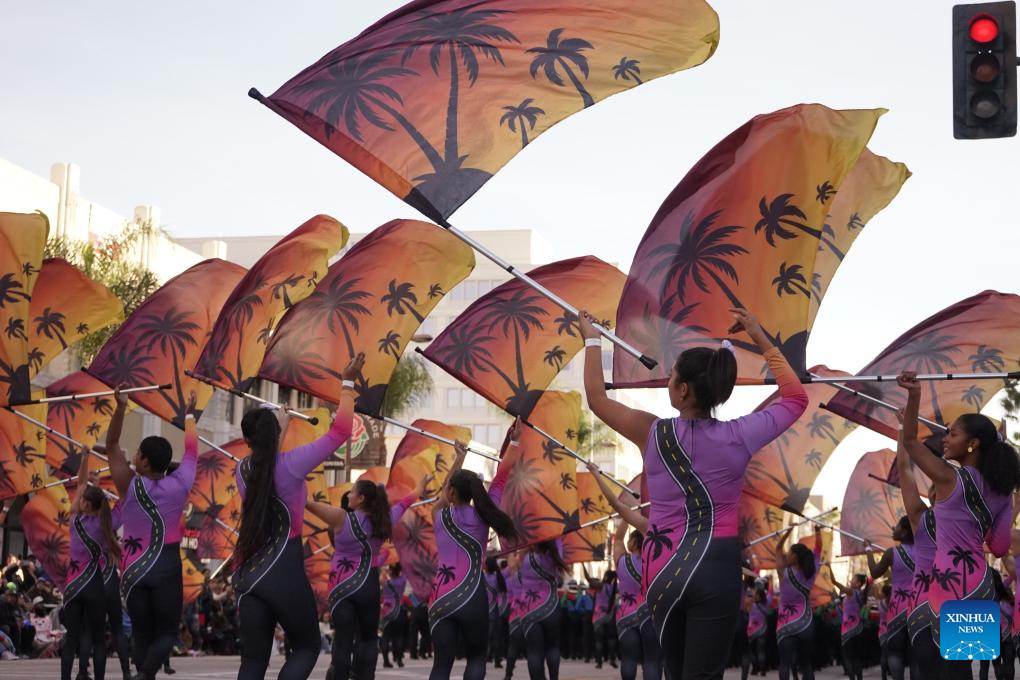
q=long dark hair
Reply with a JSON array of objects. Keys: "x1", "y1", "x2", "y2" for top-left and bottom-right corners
[
  {"x1": 448, "y1": 470, "x2": 519, "y2": 541},
  {"x1": 236, "y1": 408, "x2": 282, "y2": 565},
  {"x1": 83, "y1": 486, "x2": 120, "y2": 563},
  {"x1": 789, "y1": 543, "x2": 816, "y2": 580},
  {"x1": 354, "y1": 480, "x2": 392, "y2": 540},
  {"x1": 895, "y1": 515, "x2": 914, "y2": 544},
  {"x1": 486, "y1": 555, "x2": 507, "y2": 592},
  {"x1": 958, "y1": 413, "x2": 1020, "y2": 496},
  {"x1": 672, "y1": 346, "x2": 737, "y2": 413},
  {"x1": 533, "y1": 539, "x2": 568, "y2": 575},
  {"x1": 993, "y1": 568, "x2": 1013, "y2": 603}
]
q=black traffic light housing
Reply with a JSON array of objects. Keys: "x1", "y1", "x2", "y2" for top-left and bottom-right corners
[{"x1": 953, "y1": 1, "x2": 1017, "y2": 139}]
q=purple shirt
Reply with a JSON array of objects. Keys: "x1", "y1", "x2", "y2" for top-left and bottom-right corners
[
  {"x1": 67, "y1": 513, "x2": 105, "y2": 589},
  {"x1": 910, "y1": 509, "x2": 936, "y2": 616},
  {"x1": 777, "y1": 542, "x2": 821, "y2": 637},
  {"x1": 929, "y1": 466, "x2": 1012, "y2": 616},
  {"x1": 506, "y1": 568, "x2": 523, "y2": 623},
  {"x1": 840, "y1": 588, "x2": 866, "y2": 637},
  {"x1": 517, "y1": 541, "x2": 562, "y2": 620},
  {"x1": 889, "y1": 544, "x2": 914, "y2": 625},
  {"x1": 616, "y1": 553, "x2": 644, "y2": 626},
  {"x1": 748, "y1": 599, "x2": 770, "y2": 639},
  {"x1": 382, "y1": 575, "x2": 407, "y2": 619},
  {"x1": 236, "y1": 407, "x2": 353, "y2": 540},
  {"x1": 594, "y1": 585, "x2": 614, "y2": 622}
]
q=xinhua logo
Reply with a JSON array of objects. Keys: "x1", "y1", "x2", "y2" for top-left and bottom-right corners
[{"x1": 940, "y1": 600, "x2": 1000, "y2": 661}]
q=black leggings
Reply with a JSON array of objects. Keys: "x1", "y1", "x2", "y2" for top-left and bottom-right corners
[
  {"x1": 126, "y1": 544, "x2": 182, "y2": 677},
  {"x1": 841, "y1": 634, "x2": 864, "y2": 680},
  {"x1": 524, "y1": 606, "x2": 561, "y2": 680},
  {"x1": 330, "y1": 567, "x2": 380, "y2": 680},
  {"x1": 778, "y1": 626, "x2": 815, "y2": 680},
  {"x1": 107, "y1": 573, "x2": 131, "y2": 676},
  {"x1": 912, "y1": 627, "x2": 943, "y2": 679},
  {"x1": 594, "y1": 620, "x2": 616, "y2": 664},
  {"x1": 380, "y1": 608, "x2": 408, "y2": 665},
  {"x1": 655, "y1": 537, "x2": 742, "y2": 679},
  {"x1": 237, "y1": 538, "x2": 320, "y2": 680},
  {"x1": 506, "y1": 625, "x2": 524, "y2": 678},
  {"x1": 62, "y1": 573, "x2": 107, "y2": 680},
  {"x1": 429, "y1": 585, "x2": 488, "y2": 680},
  {"x1": 488, "y1": 611, "x2": 507, "y2": 663},
  {"x1": 885, "y1": 626, "x2": 908, "y2": 680},
  {"x1": 980, "y1": 639, "x2": 1016, "y2": 680},
  {"x1": 620, "y1": 619, "x2": 662, "y2": 680},
  {"x1": 741, "y1": 635, "x2": 766, "y2": 680}
]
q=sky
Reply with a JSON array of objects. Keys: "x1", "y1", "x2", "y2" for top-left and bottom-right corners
[{"x1": 2, "y1": 0, "x2": 1019, "y2": 506}]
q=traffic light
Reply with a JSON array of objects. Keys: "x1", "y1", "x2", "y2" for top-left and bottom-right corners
[{"x1": 953, "y1": 2, "x2": 1017, "y2": 139}]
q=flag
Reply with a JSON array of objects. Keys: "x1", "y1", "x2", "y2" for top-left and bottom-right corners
[
  {"x1": 21, "y1": 485, "x2": 72, "y2": 585},
  {"x1": 824, "y1": 290, "x2": 1020, "y2": 439},
  {"x1": 807, "y1": 150, "x2": 910, "y2": 327},
  {"x1": 253, "y1": 0, "x2": 719, "y2": 222},
  {"x1": 44, "y1": 371, "x2": 130, "y2": 476},
  {"x1": 195, "y1": 216, "x2": 348, "y2": 392},
  {"x1": 423, "y1": 256, "x2": 625, "y2": 418},
  {"x1": 188, "y1": 441, "x2": 245, "y2": 519},
  {"x1": 260, "y1": 219, "x2": 473, "y2": 414},
  {"x1": 743, "y1": 366, "x2": 856, "y2": 514},
  {"x1": 737, "y1": 493, "x2": 785, "y2": 570},
  {"x1": 388, "y1": 445, "x2": 445, "y2": 598},
  {"x1": 563, "y1": 471, "x2": 611, "y2": 564},
  {"x1": 87, "y1": 259, "x2": 247, "y2": 428},
  {"x1": 389, "y1": 444, "x2": 446, "y2": 501},
  {"x1": 0, "y1": 211, "x2": 49, "y2": 404},
  {"x1": 0, "y1": 407, "x2": 48, "y2": 500},
  {"x1": 612, "y1": 105, "x2": 896, "y2": 387},
  {"x1": 500, "y1": 390, "x2": 581, "y2": 547},
  {"x1": 840, "y1": 449, "x2": 907, "y2": 557},
  {"x1": 182, "y1": 550, "x2": 205, "y2": 606},
  {"x1": 391, "y1": 419, "x2": 472, "y2": 468},
  {"x1": 393, "y1": 504, "x2": 438, "y2": 600},
  {"x1": 27, "y1": 258, "x2": 123, "y2": 378},
  {"x1": 805, "y1": 531, "x2": 835, "y2": 607}
]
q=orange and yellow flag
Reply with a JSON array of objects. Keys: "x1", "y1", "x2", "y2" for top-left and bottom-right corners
[
  {"x1": 44, "y1": 371, "x2": 130, "y2": 476},
  {"x1": 0, "y1": 406, "x2": 49, "y2": 500},
  {"x1": 27, "y1": 258, "x2": 122, "y2": 379},
  {"x1": 500, "y1": 390, "x2": 581, "y2": 548},
  {"x1": 737, "y1": 492, "x2": 785, "y2": 571},
  {"x1": 563, "y1": 472, "x2": 612, "y2": 564},
  {"x1": 260, "y1": 220, "x2": 473, "y2": 414},
  {"x1": 253, "y1": 0, "x2": 719, "y2": 222},
  {"x1": 840, "y1": 450, "x2": 907, "y2": 557},
  {"x1": 423, "y1": 256, "x2": 625, "y2": 418},
  {"x1": 21, "y1": 485, "x2": 72, "y2": 585},
  {"x1": 0, "y1": 212, "x2": 49, "y2": 404},
  {"x1": 87, "y1": 259, "x2": 246, "y2": 428},
  {"x1": 612, "y1": 105, "x2": 906, "y2": 386},
  {"x1": 195, "y1": 216, "x2": 347, "y2": 392},
  {"x1": 391, "y1": 419, "x2": 471, "y2": 469}
]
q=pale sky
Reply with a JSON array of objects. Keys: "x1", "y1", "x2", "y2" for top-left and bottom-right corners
[{"x1": 2, "y1": 0, "x2": 1018, "y2": 505}]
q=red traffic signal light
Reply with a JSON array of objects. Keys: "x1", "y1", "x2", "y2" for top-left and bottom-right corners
[{"x1": 953, "y1": 2, "x2": 1017, "y2": 139}]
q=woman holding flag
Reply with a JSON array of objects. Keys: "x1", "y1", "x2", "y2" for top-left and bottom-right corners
[
  {"x1": 897, "y1": 370, "x2": 1020, "y2": 680},
  {"x1": 580, "y1": 307, "x2": 807, "y2": 679},
  {"x1": 864, "y1": 517, "x2": 914, "y2": 680},
  {"x1": 775, "y1": 524, "x2": 822, "y2": 680},
  {"x1": 107, "y1": 387, "x2": 198, "y2": 680},
  {"x1": 231, "y1": 353, "x2": 362, "y2": 680},
  {"x1": 428, "y1": 434, "x2": 519, "y2": 680}
]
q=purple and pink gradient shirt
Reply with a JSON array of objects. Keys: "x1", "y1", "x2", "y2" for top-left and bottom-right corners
[
  {"x1": 67, "y1": 514, "x2": 105, "y2": 589},
  {"x1": 236, "y1": 391, "x2": 354, "y2": 540},
  {"x1": 382, "y1": 574, "x2": 407, "y2": 619},
  {"x1": 840, "y1": 588, "x2": 866, "y2": 638},
  {"x1": 120, "y1": 416, "x2": 197, "y2": 572},
  {"x1": 517, "y1": 540, "x2": 563, "y2": 620},
  {"x1": 332, "y1": 495, "x2": 416, "y2": 590},
  {"x1": 616, "y1": 553, "x2": 644, "y2": 626},
  {"x1": 777, "y1": 539, "x2": 821, "y2": 636}
]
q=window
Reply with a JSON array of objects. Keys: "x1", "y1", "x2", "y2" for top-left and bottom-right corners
[
  {"x1": 419, "y1": 391, "x2": 434, "y2": 409},
  {"x1": 419, "y1": 317, "x2": 436, "y2": 336},
  {"x1": 297, "y1": 391, "x2": 314, "y2": 409},
  {"x1": 472, "y1": 424, "x2": 485, "y2": 442},
  {"x1": 464, "y1": 280, "x2": 477, "y2": 300},
  {"x1": 450, "y1": 284, "x2": 463, "y2": 300},
  {"x1": 487, "y1": 424, "x2": 502, "y2": 445},
  {"x1": 446, "y1": 389, "x2": 460, "y2": 409},
  {"x1": 477, "y1": 280, "x2": 491, "y2": 296}
]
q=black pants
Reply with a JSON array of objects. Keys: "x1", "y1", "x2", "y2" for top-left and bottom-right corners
[
  {"x1": 524, "y1": 607, "x2": 561, "y2": 680},
  {"x1": 506, "y1": 625, "x2": 524, "y2": 679},
  {"x1": 594, "y1": 620, "x2": 616, "y2": 665},
  {"x1": 979, "y1": 639, "x2": 1016, "y2": 680},
  {"x1": 778, "y1": 626, "x2": 814, "y2": 680},
  {"x1": 380, "y1": 608, "x2": 408, "y2": 665},
  {"x1": 408, "y1": 604, "x2": 430, "y2": 659},
  {"x1": 620, "y1": 619, "x2": 662, "y2": 680},
  {"x1": 488, "y1": 611, "x2": 507, "y2": 664},
  {"x1": 429, "y1": 586, "x2": 488, "y2": 680},
  {"x1": 884, "y1": 626, "x2": 908, "y2": 680},
  {"x1": 79, "y1": 577, "x2": 131, "y2": 679},
  {"x1": 655, "y1": 537, "x2": 742, "y2": 679},
  {"x1": 841, "y1": 634, "x2": 863, "y2": 680},
  {"x1": 912, "y1": 627, "x2": 942, "y2": 679},
  {"x1": 126, "y1": 545, "x2": 182, "y2": 677},
  {"x1": 331, "y1": 568, "x2": 380, "y2": 680},
  {"x1": 63, "y1": 573, "x2": 107, "y2": 680},
  {"x1": 237, "y1": 538, "x2": 320, "y2": 680},
  {"x1": 741, "y1": 635, "x2": 766, "y2": 680}
]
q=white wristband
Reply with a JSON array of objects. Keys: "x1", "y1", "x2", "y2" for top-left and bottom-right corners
[
  {"x1": 584, "y1": 338, "x2": 601, "y2": 348},
  {"x1": 342, "y1": 380, "x2": 355, "y2": 389},
  {"x1": 509, "y1": 440, "x2": 520, "y2": 447}
]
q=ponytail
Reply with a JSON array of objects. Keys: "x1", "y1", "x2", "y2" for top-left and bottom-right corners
[
  {"x1": 958, "y1": 413, "x2": 1020, "y2": 496},
  {"x1": 789, "y1": 543, "x2": 815, "y2": 580},
  {"x1": 84, "y1": 486, "x2": 120, "y2": 563},
  {"x1": 236, "y1": 408, "x2": 282, "y2": 565},
  {"x1": 449, "y1": 470, "x2": 519, "y2": 541},
  {"x1": 672, "y1": 346, "x2": 737, "y2": 412},
  {"x1": 354, "y1": 480, "x2": 392, "y2": 540},
  {"x1": 486, "y1": 556, "x2": 507, "y2": 592},
  {"x1": 534, "y1": 539, "x2": 568, "y2": 575}
]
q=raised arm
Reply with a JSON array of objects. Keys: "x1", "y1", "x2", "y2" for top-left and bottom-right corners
[
  {"x1": 433, "y1": 440, "x2": 469, "y2": 513},
  {"x1": 106, "y1": 385, "x2": 134, "y2": 498},
  {"x1": 827, "y1": 565, "x2": 849, "y2": 595},
  {"x1": 866, "y1": 546, "x2": 893, "y2": 579},
  {"x1": 775, "y1": 528, "x2": 792, "y2": 582},
  {"x1": 174, "y1": 391, "x2": 199, "y2": 488},
  {"x1": 586, "y1": 461, "x2": 647, "y2": 533},
  {"x1": 896, "y1": 428, "x2": 928, "y2": 533},
  {"x1": 898, "y1": 371, "x2": 957, "y2": 497},
  {"x1": 306, "y1": 499, "x2": 347, "y2": 529},
  {"x1": 612, "y1": 513, "x2": 628, "y2": 563},
  {"x1": 282, "y1": 354, "x2": 364, "y2": 480},
  {"x1": 730, "y1": 309, "x2": 809, "y2": 453},
  {"x1": 69, "y1": 446, "x2": 91, "y2": 514},
  {"x1": 578, "y1": 311, "x2": 656, "y2": 449},
  {"x1": 488, "y1": 419, "x2": 523, "y2": 508}
]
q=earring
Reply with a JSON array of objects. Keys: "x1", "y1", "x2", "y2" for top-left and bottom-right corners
[{"x1": 967, "y1": 446, "x2": 974, "y2": 453}]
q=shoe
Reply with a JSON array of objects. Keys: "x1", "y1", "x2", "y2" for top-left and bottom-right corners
[
  {"x1": 396, "y1": 659, "x2": 404, "y2": 668},
  {"x1": 494, "y1": 661, "x2": 503, "y2": 669},
  {"x1": 595, "y1": 662, "x2": 602, "y2": 669},
  {"x1": 383, "y1": 660, "x2": 393, "y2": 668},
  {"x1": 77, "y1": 672, "x2": 92, "y2": 680},
  {"x1": 610, "y1": 660, "x2": 618, "y2": 668},
  {"x1": 163, "y1": 665, "x2": 176, "y2": 676}
]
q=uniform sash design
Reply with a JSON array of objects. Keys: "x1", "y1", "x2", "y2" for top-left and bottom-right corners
[
  {"x1": 121, "y1": 476, "x2": 165, "y2": 602},
  {"x1": 65, "y1": 515, "x2": 102, "y2": 604},
  {"x1": 616, "y1": 554, "x2": 648, "y2": 636},
  {"x1": 381, "y1": 580, "x2": 405, "y2": 629},
  {"x1": 429, "y1": 507, "x2": 484, "y2": 631},
  {"x1": 518, "y1": 552, "x2": 559, "y2": 637},
  {"x1": 840, "y1": 590, "x2": 866, "y2": 644},
  {"x1": 908, "y1": 510, "x2": 937, "y2": 642},
  {"x1": 328, "y1": 512, "x2": 373, "y2": 615},
  {"x1": 484, "y1": 577, "x2": 499, "y2": 617},
  {"x1": 593, "y1": 584, "x2": 616, "y2": 629},
  {"x1": 232, "y1": 457, "x2": 292, "y2": 597},
  {"x1": 885, "y1": 545, "x2": 915, "y2": 638},
  {"x1": 645, "y1": 418, "x2": 714, "y2": 645},
  {"x1": 777, "y1": 565, "x2": 814, "y2": 642},
  {"x1": 747, "y1": 602, "x2": 769, "y2": 642}
]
